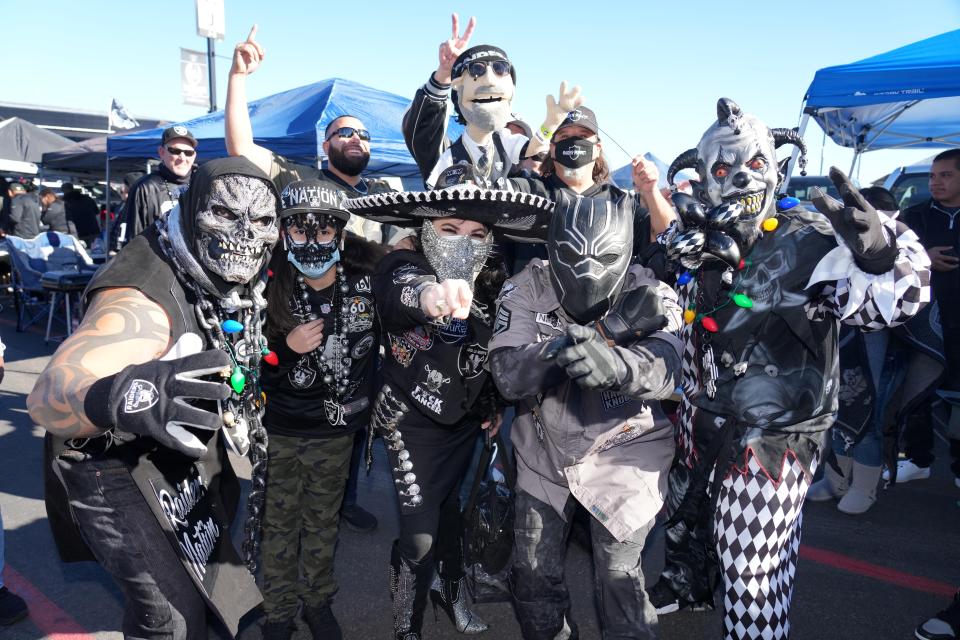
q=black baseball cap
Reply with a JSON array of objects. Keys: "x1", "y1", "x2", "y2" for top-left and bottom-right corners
[
  {"x1": 555, "y1": 107, "x2": 599, "y2": 138},
  {"x1": 161, "y1": 125, "x2": 198, "y2": 148},
  {"x1": 279, "y1": 179, "x2": 351, "y2": 224}
]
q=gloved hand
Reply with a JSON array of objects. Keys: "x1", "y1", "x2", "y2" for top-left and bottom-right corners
[
  {"x1": 84, "y1": 337, "x2": 232, "y2": 458},
  {"x1": 596, "y1": 284, "x2": 668, "y2": 347},
  {"x1": 811, "y1": 167, "x2": 898, "y2": 275},
  {"x1": 554, "y1": 324, "x2": 628, "y2": 391}
]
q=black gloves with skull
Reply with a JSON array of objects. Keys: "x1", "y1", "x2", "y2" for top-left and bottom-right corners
[{"x1": 811, "y1": 167, "x2": 898, "y2": 275}]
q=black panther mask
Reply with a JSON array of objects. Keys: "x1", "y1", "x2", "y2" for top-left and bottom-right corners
[{"x1": 547, "y1": 191, "x2": 633, "y2": 323}]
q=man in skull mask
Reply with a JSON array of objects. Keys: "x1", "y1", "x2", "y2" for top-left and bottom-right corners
[
  {"x1": 28, "y1": 157, "x2": 280, "y2": 640},
  {"x1": 402, "y1": 13, "x2": 582, "y2": 189},
  {"x1": 647, "y1": 98, "x2": 931, "y2": 640},
  {"x1": 488, "y1": 191, "x2": 683, "y2": 639}
]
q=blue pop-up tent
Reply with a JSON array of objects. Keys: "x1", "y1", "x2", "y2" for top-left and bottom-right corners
[
  {"x1": 798, "y1": 29, "x2": 960, "y2": 174},
  {"x1": 108, "y1": 77, "x2": 462, "y2": 178}
]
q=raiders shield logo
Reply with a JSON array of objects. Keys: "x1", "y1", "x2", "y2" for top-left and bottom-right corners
[
  {"x1": 289, "y1": 360, "x2": 317, "y2": 388},
  {"x1": 458, "y1": 344, "x2": 488, "y2": 378},
  {"x1": 122, "y1": 379, "x2": 159, "y2": 414}
]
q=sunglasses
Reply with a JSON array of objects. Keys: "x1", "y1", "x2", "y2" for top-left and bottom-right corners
[
  {"x1": 165, "y1": 146, "x2": 196, "y2": 157},
  {"x1": 466, "y1": 60, "x2": 511, "y2": 80},
  {"x1": 326, "y1": 126, "x2": 371, "y2": 142}
]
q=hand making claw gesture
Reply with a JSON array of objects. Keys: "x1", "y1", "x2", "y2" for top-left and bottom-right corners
[
  {"x1": 435, "y1": 13, "x2": 476, "y2": 85},
  {"x1": 811, "y1": 166, "x2": 899, "y2": 275},
  {"x1": 231, "y1": 24, "x2": 266, "y2": 76}
]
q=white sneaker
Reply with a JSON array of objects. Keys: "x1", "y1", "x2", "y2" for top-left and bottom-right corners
[{"x1": 881, "y1": 459, "x2": 932, "y2": 483}]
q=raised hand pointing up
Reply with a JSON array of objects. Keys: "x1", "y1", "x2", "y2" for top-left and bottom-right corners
[{"x1": 231, "y1": 24, "x2": 266, "y2": 76}]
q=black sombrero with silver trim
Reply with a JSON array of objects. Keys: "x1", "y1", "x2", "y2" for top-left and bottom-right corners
[{"x1": 343, "y1": 164, "x2": 554, "y2": 242}]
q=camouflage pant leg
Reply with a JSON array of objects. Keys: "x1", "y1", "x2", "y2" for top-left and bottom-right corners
[
  {"x1": 298, "y1": 433, "x2": 353, "y2": 608},
  {"x1": 261, "y1": 433, "x2": 305, "y2": 622}
]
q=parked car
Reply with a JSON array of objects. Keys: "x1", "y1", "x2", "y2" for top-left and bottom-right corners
[
  {"x1": 882, "y1": 160, "x2": 931, "y2": 211},
  {"x1": 780, "y1": 175, "x2": 840, "y2": 207}
]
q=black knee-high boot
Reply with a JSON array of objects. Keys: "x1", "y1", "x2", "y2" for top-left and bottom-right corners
[{"x1": 391, "y1": 541, "x2": 433, "y2": 640}]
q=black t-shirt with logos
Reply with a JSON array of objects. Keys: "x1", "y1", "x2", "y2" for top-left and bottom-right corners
[{"x1": 262, "y1": 270, "x2": 380, "y2": 438}]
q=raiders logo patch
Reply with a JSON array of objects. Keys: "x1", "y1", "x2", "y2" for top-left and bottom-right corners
[
  {"x1": 355, "y1": 276, "x2": 371, "y2": 293},
  {"x1": 458, "y1": 343, "x2": 488, "y2": 378},
  {"x1": 289, "y1": 360, "x2": 317, "y2": 389},
  {"x1": 122, "y1": 379, "x2": 159, "y2": 413},
  {"x1": 390, "y1": 334, "x2": 416, "y2": 367},
  {"x1": 493, "y1": 307, "x2": 511, "y2": 336},
  {"x1": 343, "y1": 296, "x2": 374, "y2": 333},
  {"x1": 351, "y1": 333, "x2": 376, "y2": 359},
  {"x1": 437, "y1": 318, "x2": 468, "y2": 344},
  {"x1": 497, "y1": 282, "x2": 517, "y2": 303}
]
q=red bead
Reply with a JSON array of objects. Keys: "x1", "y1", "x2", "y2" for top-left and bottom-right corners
[
  {"x1": 267, "y1": 269, "x2": 274, "y2": 278},
  {"x1": 263, "y1": 351, "x2": 279, "y2": 366},
  {"x1": 738, "y1": 258, "x2": 746, "y2": 270},
  {"x1": 701, "y1": 316, "x2": 719, "y2": 333}
]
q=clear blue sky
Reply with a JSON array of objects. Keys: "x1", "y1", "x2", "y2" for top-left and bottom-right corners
[{"x1": 4, "y1": 0, "x2": 959, "y2": 183}]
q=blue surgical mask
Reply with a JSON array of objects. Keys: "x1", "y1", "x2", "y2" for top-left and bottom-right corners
[{"x1": 288, "y1": 248, "x2": 340, "y2": 278}]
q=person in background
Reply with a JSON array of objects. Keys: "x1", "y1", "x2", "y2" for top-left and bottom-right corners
[
  {"x1": 114, "y1": 126, "x2": 197, "y2": 248},
  {"x1": 6, "y1": 182, "x2": 41, "y2": 238},
  {"x1": 61, "y1": 183, "x2": 100, "y2": 247},
  {"x1": 894, "y1": 148, "x2": 960, "y2": 488},
  {"x1": 39, "y1": 188, "x2": 74, "y2": 235}
]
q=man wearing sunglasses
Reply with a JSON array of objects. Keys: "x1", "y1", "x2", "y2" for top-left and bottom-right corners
[
  {"x1": 402, "y1": 14, "x2": 581, "y2": 189},
  {"x1": 225, "y1": 25, "x2": 393, "y2": 248},
  {"x1": 113, "y1": 126, "x2": 197, "y2": 248}
]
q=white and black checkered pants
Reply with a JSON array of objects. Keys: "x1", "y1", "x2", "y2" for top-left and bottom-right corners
[{"x1": 713, "y1": 453, "x2": 818, "y2": 640}]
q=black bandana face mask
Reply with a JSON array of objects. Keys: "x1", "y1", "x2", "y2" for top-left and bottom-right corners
[
  {"x1": 547, "y1": 192, "x2": 633, "y2": 323},
  {"x1": 553, "y1": 137, "x2": 596, "y2": 169}
]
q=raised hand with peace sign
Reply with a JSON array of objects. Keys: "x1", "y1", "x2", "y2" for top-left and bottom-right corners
[
  {"x1": 434, "y1": 13, "x2": 476, "y2": 85},
  {"x1": 811, "y1": 167, "x2": 899, "y2": 274}
]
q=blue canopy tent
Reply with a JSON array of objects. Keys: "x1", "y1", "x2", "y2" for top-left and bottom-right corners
[
  {"x1": 797, "y1": 29, "x2": 960, "y2": 177},
  {"x1": 107, "y1": 77, "x2": 462, "y2": 178}
]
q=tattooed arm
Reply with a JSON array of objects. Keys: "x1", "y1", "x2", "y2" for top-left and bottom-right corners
[{"x1": 26, "y1": 287, "x2": 171, "y2": 438}]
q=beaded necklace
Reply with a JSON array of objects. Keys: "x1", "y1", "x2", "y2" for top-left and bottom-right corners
[{"x1": 289, "y1": 263, "x2": 352, "y2": 426}]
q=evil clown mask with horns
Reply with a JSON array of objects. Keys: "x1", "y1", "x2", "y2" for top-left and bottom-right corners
[{"x1": 666, "y1": 98, "x2": 807, "y2": 269}]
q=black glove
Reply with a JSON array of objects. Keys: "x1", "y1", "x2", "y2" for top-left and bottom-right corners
[
  {"x1": 596, "y1": 284, "x2": 669, "y2": 347},
  {"x1": 84, "y1": 349, "x2": 233, "y2": 458},
  {"x1": 811, "y1": 167, "x2": 898, "y2": 275},
  {"x1": 554, "y1": 324, "x2": 628, "y2": 391}
]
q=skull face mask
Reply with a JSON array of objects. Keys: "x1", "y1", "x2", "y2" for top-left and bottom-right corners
[
  {"x1": 282, "y1": 212, "x2": 343, "y2": 278},
  {"x1": 547, "y1": 192, "x2": 633, "y2": 323},
  {"x1": 195, "y1": 175, "x2": 279, "y2": 283},
  {"x1": 667, "y1": 98, "x2": 807, "y2": 257},
  {"x1": 420, "y1": 218, "x2": 494, "y2": 287}
]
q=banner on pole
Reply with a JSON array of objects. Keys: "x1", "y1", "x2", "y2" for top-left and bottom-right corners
[{"x1": 181, "y1": 48, "x2": 209, "y2": 107}]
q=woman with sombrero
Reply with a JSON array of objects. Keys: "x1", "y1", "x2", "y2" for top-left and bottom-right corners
[{"x1": 345, "y1": 165, "x2": 553, "y2": 640}]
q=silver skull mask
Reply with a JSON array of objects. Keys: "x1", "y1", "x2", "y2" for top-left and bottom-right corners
[
  {"x1": 420, "y1": 219, "x2": 494, "y2": 287},
  {"x1": 195, "y1": 175, "x2": 279, "y2": 283}
]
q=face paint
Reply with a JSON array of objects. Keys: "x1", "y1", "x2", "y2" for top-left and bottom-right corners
[
  {"x1": 553, "y1": 137, "x2": 596, "y2": 170},
  {"x1": 547, "y1": 193, "x2": 632, "y2": 323},
  {"x1": 420, "y1": 219, "x2": 493, "y2": 287},
  {"x1": 195, "y1": 175, "x2": 278, "y2": 283}
]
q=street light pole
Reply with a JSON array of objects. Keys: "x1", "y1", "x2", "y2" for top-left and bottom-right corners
[{"x1": 206, "y1": 37, "x2": 217, "y2": 113}]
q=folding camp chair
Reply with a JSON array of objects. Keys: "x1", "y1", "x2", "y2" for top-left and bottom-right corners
[{"x1": 3, "y1": 232, "x2": 98, "y2": 335}]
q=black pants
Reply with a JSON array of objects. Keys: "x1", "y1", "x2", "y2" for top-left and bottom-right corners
[
  {"x1": 57, "y1": 455, "x2": 208, "y2": 640},
  {"x1": 904, "y1": 329, "x2": 960, "y2": 474}
]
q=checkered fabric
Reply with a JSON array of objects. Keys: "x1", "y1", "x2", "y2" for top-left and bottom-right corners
[
  {"x1": 806, "y1": 218, "x2": 930, "y2": 331},
  {"x1": 675, "y1": 280, "x2": 700, "y2": 468},
  {"x1": 714, "y1": 452, "x2": 818, "y2": 640}
]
